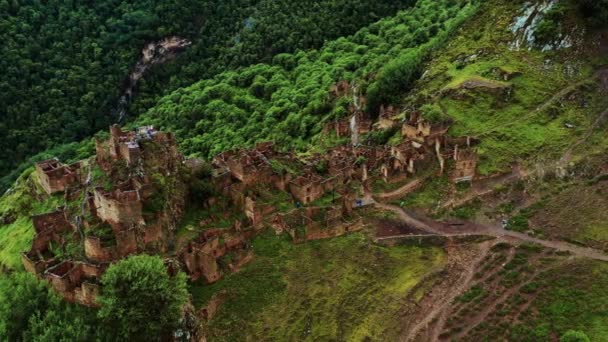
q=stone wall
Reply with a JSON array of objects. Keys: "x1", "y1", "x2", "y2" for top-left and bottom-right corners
[
  {"x1": 289, "y1": 176, "x2": 326, "y2": 205},
  {"x1": 94, "y1": 188, "x2": 143, "y2": 226},
  {"x1": 453, "y1": 149, "x2": 478, "y2": 183},
  {"x1": 35, "y1": 160, "x2": 81, "y2": 195}
]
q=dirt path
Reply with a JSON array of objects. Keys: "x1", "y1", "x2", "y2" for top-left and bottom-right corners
[
  {"x1": 376, "y1": 179, "x2": 424, "y2": 201},
  {"x1": 375, "y1": 203, "x2": 443, "y2": 235},
  {"x1": 441, "y1": 165, "x2": 522, "y2": 209},
  {"x1": 375, "y1": 203, "x2": 608, "y2": 262},
  {"x1": 402, "y1": 241, "x2": 493, "y2": 342}
]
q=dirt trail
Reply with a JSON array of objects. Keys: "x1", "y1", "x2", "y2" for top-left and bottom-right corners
[
  {"x1": 441, "y1": 165, "x2": 522, "y2": 209},
  {"x1": 376, "y1": 179, "x2": 424, "y2": 201},
  {"x1": 401, "y1": 241, "x2": 493, "y2": 342},
  {"x1": 375, "y1": 203, "x2": 608, "y2": 262},
  {"x1": 375, "y1": 203, "x2": 443, "y2": 235}
]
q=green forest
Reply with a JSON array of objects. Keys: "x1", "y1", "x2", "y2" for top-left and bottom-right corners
[
  {"x1": 2, "y1": 0, "x2": 608, "y2": 340},
  {"x1": 0, "y1": 0, "x2": 414, "y2": 190},
  {"x1": 138, "y1": 0, "x2": 477, "y2": 159}
]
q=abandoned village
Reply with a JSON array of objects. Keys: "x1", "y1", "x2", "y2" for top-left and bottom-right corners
[{"x1": 22, "y1": 80, "x2": 479, "y2": 308}]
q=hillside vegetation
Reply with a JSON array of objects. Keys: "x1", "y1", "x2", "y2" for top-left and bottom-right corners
[
  {"x1": 0, "y1": 0, "x2": 414, "y2": 189},
  {"x1": 138, "y1": 0, "x2": 479, "y2": 158},
  {"x1": 2, "y1": 0, "x2": 608, "y2": 341}
]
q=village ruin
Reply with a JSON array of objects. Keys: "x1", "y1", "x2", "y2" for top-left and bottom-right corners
[{"x1": 22, "y1": 80, "x2": 479, "y2": 307}]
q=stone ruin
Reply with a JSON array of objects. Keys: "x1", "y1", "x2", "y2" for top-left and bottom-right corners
[
  {"x1": 35, "y1": 159, "x2": 83, "y2": 195},
  {"x1": 179, "y1": 229, "x2": 252, "y2": 283},
  {"x1": 21, "y1": 209, "x2": 101, "y2": 306},
  {"x1": 24, "y1": 125, "x2": 188, "y2": 307},
  {"x1": 24, "y1": 94, "x2": 483, "y2": 308},
  {"x1": 271, "y1": 189, "x2": 363, "y2": 243},
  {"x1": 324, "y1": 81, "x2": 480, "y2": 184},
  {"x1": 95, "y1": 124, "x2": 181, "y2": 173}
]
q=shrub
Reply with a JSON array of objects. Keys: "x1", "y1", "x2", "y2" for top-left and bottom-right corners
[{"x1": 98, "y1": 255, "x2": 188, "y2": 341}]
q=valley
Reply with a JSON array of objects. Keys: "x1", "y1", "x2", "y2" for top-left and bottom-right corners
[{"x1": 1, "y1": 0, "x2": 608, "y2": 341}]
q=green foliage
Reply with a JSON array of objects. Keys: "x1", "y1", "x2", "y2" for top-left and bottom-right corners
[
  {"x1": 457, "y1": 285, "x2": 485, "y2": 303},
  {"x1": 0, "y1": 0, "x2": 417, "y2": 188},
  {"x1": 509, "y1": 261, "x2": 608, "y2": 341},
  {"x1": 193, "y1": 232, "x2": 445, "y2": 340},
  {"x1": 139, "y1": 0, "x2": 478, "y2": 159},
  {"x1": 561, "y1": 330, "x2": 591, "y2": 342},
  {"x1": 420, "y1": 103, "x2": 450, "y2": 124},
  {"x1": 98, "y1": 254, "x2": 189, "y2": 341},
  {"x1": 0, "y1": 272, "x2": 51, "y2": 340},
  {"x1": 0, "y1": 272, "x2": 99, "y2": 341},
  {"x1": 367, "y1": 48, "x2": 425, "y2": 112}
]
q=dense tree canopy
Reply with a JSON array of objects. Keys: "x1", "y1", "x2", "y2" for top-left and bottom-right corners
[
  {"x1": 0, "y1": 0, "x2": 415, "y2": 187},
  {"x1": 138, "y1": 0, "x2": 478, "y2": 159},
  {"x1": 0, "y1": 272, "x2": 98, "y2": 341},
  {"x1": 97, "y1": 255, "x2": 188, "y2": 341}
]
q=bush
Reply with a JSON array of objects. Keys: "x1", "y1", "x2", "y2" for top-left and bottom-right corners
[
  {"x1": 560, "y1": 330, "x2": 591, "y2": 342},
  {"x1": 98, "y1": 255, "x2": 188, "y2": 341}
]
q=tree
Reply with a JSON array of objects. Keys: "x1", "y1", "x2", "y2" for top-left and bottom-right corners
[
  {"x1": 0, "y1": 272, "x2": 51, "y2": 340},
  {"x1": 0, "y1": 272, "x2": 99, "y2": 341},
  {"x1": 560, "y1": 330, "x2": 591, "y2": 342},
  {"x1": 97, "y1": 255, "x2": 189, "y2": 341}
]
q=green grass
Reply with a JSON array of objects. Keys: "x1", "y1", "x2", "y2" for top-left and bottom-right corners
[
  {"x1": 193, "y1": 232, "x2": 445, "y2": 341},
  {"x1": 405, "y1": 0, "x2": 608, "y2": 175},
  {"x1": 0, "y1": 172, "x2": 65, "y2": 270},
  {"x1": 457, "y1": 285, "x2": 485, "y2": 303},
  {"x1": 398, "y1": 176, "x2": 450, "y2": 209},
  {"x1": 0, "y1": 217, "x2": 33, "y2": 270},
  {"x1": 509, "y1": 261, "x2": 608, "y2": 341}
]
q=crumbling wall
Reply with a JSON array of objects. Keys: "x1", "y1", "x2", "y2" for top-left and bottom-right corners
[
  {"x1": 452, "y1": 149, "x2": 478, "y2": 183},
  {"x1": 94, "y1": 188, "x2": 143, "y2": 226},
  {"x1": 289, "y1": 176, "x2": 326, "y2": 205},
  {"x1": 84, "y1": 236, "x2": 115, "y2": 263},
  {"x1": 35, "y1": 160, "x2": 81, "y2": 195}
]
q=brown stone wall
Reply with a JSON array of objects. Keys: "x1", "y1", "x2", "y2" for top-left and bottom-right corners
[
  {"x1": 35, "y1": 161, "x2": 80, "y2": 195},
  {"x1": 21, "y1": 253, "x2": 41, "y2": 274},
  {"x1": 33, "y1": 210, "x2": 71, "y2": 234},
  {"x1": 289, "y1": 181, "x2": 326, "y2": 205},
  {"x1": 116, "y1": 229, "x2": 138, "y2": 257},
  {"x1": 84, "y1": 237, "x2": 115, "y2": 263},
  {"x1": 453, "y1": 155, "x2": 477, "y2": 182},
  {"x1": 94, "y1": 189, "x2": 143, "y2": 226},
  {"x1": 143, "y1": 223, "x2": 164, "y2": 245},
  {"x1": 75, "y1": 282, "x2": 99, "y2": 307}
]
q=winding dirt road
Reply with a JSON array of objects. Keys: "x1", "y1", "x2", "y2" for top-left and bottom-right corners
[{"x1": 376, "y1": 202, "x2": 608, "y2": 262}]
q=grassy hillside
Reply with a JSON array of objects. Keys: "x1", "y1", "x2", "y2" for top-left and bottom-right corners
[
  {"x1": 403, "y1": 0, "x2": 608, "y2": 175},
  {"x1": 191, "y1": 232, "x2": 445, "y2": 341},
  {"x1": 0, "y1": 170, "x2": 66, "y2": 270}
]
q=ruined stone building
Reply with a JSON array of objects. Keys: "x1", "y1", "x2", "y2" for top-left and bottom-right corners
[
  {"x1": 35, "y1": 159, "x2": 83, "y2": 195},
  {"x1": 452, "y1": 148, "x2": 478, "y2": 183},
  {"x1": 95, "y1": 124, "x2": 182, "y2": 173},
  {"x1": 21, "y1": 209, "x2": 102, "y2": 306},
  {"x1": 24, "y1": 125, "x2": 188, "y2": 307},
  {"x1": 179, "y1": 229, "x2": 250, "y2": 284}
]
